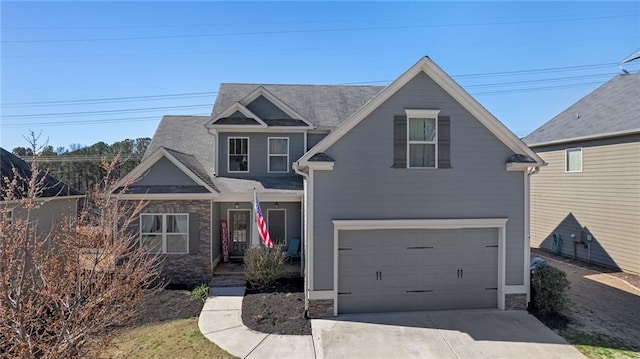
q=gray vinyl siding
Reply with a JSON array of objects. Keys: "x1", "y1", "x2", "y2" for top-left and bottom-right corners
[
  {"x1": 217, "y1": 132, "x2": 305, "y2": 177},
  {"x1": 134, "y1": 157, "x2": 200, "y2": 187},
  {"x1": 7, "y1": 198, "x2": 78, "y2": 237},
  {"x1": 530, "y1": 135, "x2": 640, "y2": 274},
  {"x1": 307, "y1": 132, "x2": 330, "y2": 150},
  {"x1": 217, "y1": 201, "x2": 302, "y2": 249},
  {"x1": 312, "y1": 71, "x2": 525, "y2": 291},
  {"x1": 246, "y1": 96, "x2": 292, "y2": 119}
]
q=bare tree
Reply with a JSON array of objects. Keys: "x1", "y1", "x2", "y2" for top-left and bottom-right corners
[{"x1": 0, "y1": 147, "x2": 163, "y2": 358}]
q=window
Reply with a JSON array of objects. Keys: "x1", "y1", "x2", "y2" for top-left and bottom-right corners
[
  {"x1": 228, "y1": 137, "x2": 249, "y2": 172},
  {"x1": 406, "y1": 109, "x2": 440, "y2": 168},
  {"x1": 268, "y1": 137, "x2": 289, "y2": 173},
  {"x1": 565, "y1": 148, "x2": 582, "y2": 172},
  {"x1": 140, "y1": 214, "x2": 188, "y2": 254},
  {"x1": 1, "y1": 210, "x2": 12, "y2": 224}
]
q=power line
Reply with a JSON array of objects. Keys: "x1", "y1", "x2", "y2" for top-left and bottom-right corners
[
  {"x1": 1, "y1": 91, "x2": 217, "y2": 108},
  {"x1": 471, "y1": 81, "x2": 605, "y2": 96},
  {"x1": 20, "y1": 155, "x2": 144, "y2": 163},
  {"x1": 0, "y1": 104, "x2": 212, "y2": 119},
  {"x1": 1, "y1": 62, "x2": 619, "y2": 108},
  {"x1": 3, "y1": 13, "x2": 636, "y2": 43}
]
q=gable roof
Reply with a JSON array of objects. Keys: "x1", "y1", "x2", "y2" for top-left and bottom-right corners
[
  {"x1": 115, "y1": 146, "x2": 218, "y2": 194},
  {"x1": 297, "y1": 56, "x2": 544, "y2": 167},
  {"x1": 145, "y1": 115, "x2": 215, "y2": 175},
  {"x1": 523, "y1": 72, "x2": 640, "y2": 146},
  {"x1": 1, "y1": 148, "x2": 82, "y2": 200},
  {"x1": 212, "y1": 83, "x2": 384, "y2": 128}
]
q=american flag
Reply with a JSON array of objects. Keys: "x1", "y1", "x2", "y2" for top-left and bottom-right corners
[{"x1": 254, "y1": 191, "x2": 273, "y2": 249}]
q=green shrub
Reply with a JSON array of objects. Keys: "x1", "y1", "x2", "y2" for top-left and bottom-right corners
[
  {"x1": 531, "y1": 262, "x2": 570, "y2": 316},
  {"x1": 244, "y1": 246, "x2": 285, "y2": 288},
  {"x1": 191, "y1": 284, "x2": 209, "y2": 302}
]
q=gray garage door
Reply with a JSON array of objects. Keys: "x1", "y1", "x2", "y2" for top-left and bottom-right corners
[{"x1": 338, "y1": 228, "x2": 498, "y2": 314}]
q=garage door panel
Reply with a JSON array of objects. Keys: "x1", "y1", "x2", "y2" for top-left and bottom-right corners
[{"x1": 338, "y1": 228, "x2": 499, "y2": 314}]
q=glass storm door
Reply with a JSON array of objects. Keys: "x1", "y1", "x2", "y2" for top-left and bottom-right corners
[{"x1": 229, "y1": 210, "x2": 250, "y2": 256}]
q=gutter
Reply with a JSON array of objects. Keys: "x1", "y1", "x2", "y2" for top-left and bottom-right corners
[{"x1": 293, "y1": 162, "x2": 310, "y2": 314}]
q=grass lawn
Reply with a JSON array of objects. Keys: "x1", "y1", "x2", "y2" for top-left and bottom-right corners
[
  {"x1": 105, "y1": 317, "x2": 236, "y2": 359},
  {"x1": 560, "y1": 331, "x2": 640, "y2": 359}
]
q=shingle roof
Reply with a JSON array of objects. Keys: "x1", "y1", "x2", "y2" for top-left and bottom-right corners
[
  {"x1": 214, "y1": 176, "x2": 303, "y2": 194},
  {"x1": 163, "y1": 148, "x2": 219, "y2": 192},
  {"x1": 523, "y1": 72, "x2": 640, "y2": 146},
  {"x1": 211, "y1": 84, "x2": 384, "y2": 128},
  {"x1": 145, "y1": 115, "x2": 215, "y2": 176},
  {"x1": 1, "y1": 148, "x2": 82, "y2": 200}
]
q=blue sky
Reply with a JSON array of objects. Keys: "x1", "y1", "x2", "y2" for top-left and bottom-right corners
[{"x1": 1, "y1": 1, "x2": 639, "y2": 152}]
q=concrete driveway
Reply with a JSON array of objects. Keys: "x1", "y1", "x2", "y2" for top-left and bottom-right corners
[{"x1": 311, "y1": 309, "x2": 584, "y2": 359}]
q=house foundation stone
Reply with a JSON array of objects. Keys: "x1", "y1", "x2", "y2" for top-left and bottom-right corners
[
  {"x1": 308, "y1": 299, "x2": 334, "y2": 318},
  {"x1": 505, "y1": 293, "x2": 527, "y2": 310}
]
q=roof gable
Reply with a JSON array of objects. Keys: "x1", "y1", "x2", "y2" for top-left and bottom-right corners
[
  {"x1": 1, "y1": 148, "x2": 82, "y2": 200},
  {"x1": 113, "y1": 147, "x2": 217, "y2": 194},
  {"x1": 211, "y1": 83, "x2": 384, "y2": 128},
  {"x1": 209, "y1": 102, "x2": 268, "y2": 128},
  {"x1": 523, "y1": 72, "x2": 640, "y2": 146},
  {"x1": 297, "y1": 57, "x2": 543, "y2": 167}
]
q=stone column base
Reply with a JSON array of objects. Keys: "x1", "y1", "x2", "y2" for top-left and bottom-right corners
[
  {"x1": 308, "y1": 299, "x2": 334, "y2": 318},
  {"x1": 505, "y1": 293, "x2": 527, "y2": 310}
]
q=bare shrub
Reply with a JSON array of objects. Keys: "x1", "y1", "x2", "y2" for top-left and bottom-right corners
[
  {"x1": 244, "y1": 247, "x2": 285, "y2": 288},
  {"x1": 0, "y1": 150, "x2": 163, "y2": 358}
]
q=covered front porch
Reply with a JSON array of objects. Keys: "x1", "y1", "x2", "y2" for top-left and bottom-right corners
[{"x1": 209, "y1": 175, "x2": 304, "y2": 278}]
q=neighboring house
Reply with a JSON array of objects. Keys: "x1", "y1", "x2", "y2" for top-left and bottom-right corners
[
  {"x1": 523, "y1": 72, "x2": 640, "y2": 275},
  {"x1": 0, "y1": 148, "x2": 83, "y2": 234},
  {"x1": 115, "y1": 57, "x2": 544, "y2": 316}
]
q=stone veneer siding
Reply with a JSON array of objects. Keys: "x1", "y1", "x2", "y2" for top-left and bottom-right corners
[
  {"x1": 505, "y1": 293, "x2": 527, "y2": 310},
  {"x1": 307, "y1": 299, "x2": 334, "y2": 318},
  {"x1": 139, "y1": 200, "x2": 212, "y2": 287}
]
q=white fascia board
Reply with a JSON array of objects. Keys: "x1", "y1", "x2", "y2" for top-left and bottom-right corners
[
  {"x1": 209, "y1": 102, "x2": 268, "y2": 127},
  {"x1": 215, "y1": 192, "x2": 302, "y2": 202},
  {"x1": 298, "y1": 57, "x2": 544, "y2": 167},
  {"x1": 114, "y1": 193, "x2": 216, "y2": 200},
  {"x1": 506, "y1": 162, "x2": 536, "y2": 171},
  {"x1": 526, "y1": 128, "x2": 640, "y2": 148},
  {"x1": 240, "y1": 86, "x2": 315, "y2": 128},
  {"x1": 1, "y1": 195, "x2": 86, "y2": 205},
  {"x1": 332, "y1": 218, "x2": 509, "y2": 230},
  {"x1": 215, "y1": 127, "x2": 309, "y2": 133},
  {"x1": 306, "y1": 161, "x2": 334, "y2": 171}
]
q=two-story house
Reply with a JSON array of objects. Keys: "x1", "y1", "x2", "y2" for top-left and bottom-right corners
[{"x1": 115, "y1": 57, "x2": 543, "y2": 316}]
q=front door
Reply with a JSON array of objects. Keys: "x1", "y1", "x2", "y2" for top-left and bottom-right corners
[
  {"x1": 229, "y1": 210, "x2": 250, "y2": 257},
  {"x1": 267, "y1": 209, "x2": 286, "y2": 246}
]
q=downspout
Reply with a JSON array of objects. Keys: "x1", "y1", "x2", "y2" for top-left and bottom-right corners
[
  {"x1": 525, "y1": 165, "x2": 541, "y2": 303},
  {"x1": 293, "y1": 162, "x2": 310, "y2": 312}
]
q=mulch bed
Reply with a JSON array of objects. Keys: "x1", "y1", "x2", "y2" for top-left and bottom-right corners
[
  {"x1": 134, "y1": 289, "x2": 204, "y2": 326},
  {"x1": 242, "y1": 277, "x2": 311, "y2": 335}
]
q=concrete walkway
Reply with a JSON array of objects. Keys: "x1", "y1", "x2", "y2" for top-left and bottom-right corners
[
  {"x1": 198, "y1": 287, "x2": 315, "y2": 359},
  {"x1": 200, "y1": 287, "x2": 583, "y2": 359}
]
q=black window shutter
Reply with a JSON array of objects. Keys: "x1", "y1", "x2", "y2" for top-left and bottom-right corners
[
  {"x1": 393, "y1": 115, "x2": 407, "y2": 168},
  {"x1": 188, "y1": 213, "x2": 199, "y2": 255},
  {"x1": 438, "y1": 116, "x2": 452, "y2": 169}
]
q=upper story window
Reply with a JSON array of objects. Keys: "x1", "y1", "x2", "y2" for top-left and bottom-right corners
[
  {"x1": 268, "y1": 137, "x2": 289, "y2": 173},
  {"x1": 140, "y1": 214, "x2": 189, "y2": 254},
  {"x1": 565, "y1": 148, "x2": 582, "y2": 172},
  {"x1": 406, "y1": 109, "x2": 440, "y2": 168},
  {"x1": 229, "y1": 137, "x2": 249, "y2": 172}
]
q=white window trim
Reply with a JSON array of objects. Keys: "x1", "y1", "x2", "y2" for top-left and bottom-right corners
[
  {"x1": 565, "y1": 147, "x2": 583, "y2": 173},
  {"x1": 140, "y1": 213, "x2": 189, "y2": 255},
  {"x1": 405, "y1": 109, "x2": 441, "y2": 169},
  {"x1": 267, "y1": 137, "x2": 290, "y2": 173},
  {"x1": 267, "y1": 208, "x2": 287, "y2": 245},
  {"x1": 228, "y1": 137, "x2": 250, "y2": 173}
]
